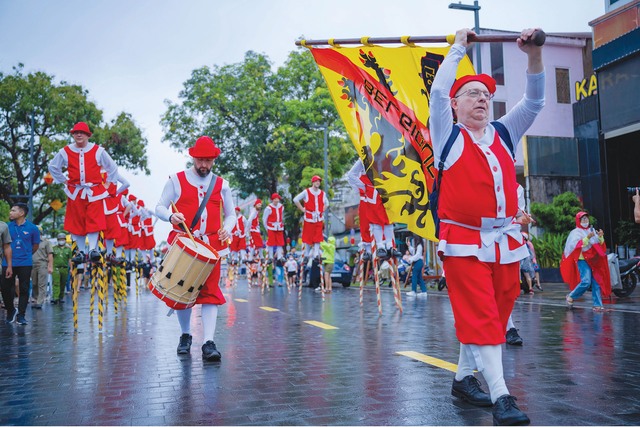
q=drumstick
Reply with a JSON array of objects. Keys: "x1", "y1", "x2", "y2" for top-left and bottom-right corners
[{"x1": 170, "y1": 201, "x2": 198, "y2": 246}]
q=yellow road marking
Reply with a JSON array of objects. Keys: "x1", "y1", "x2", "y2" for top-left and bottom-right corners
[
  {"x1": 234, "y1": 298, "x2": 248, "y2": 302},
  {"x1": 259, "y1": 306, "x2": 280, "y2": 312},
  {"x1": 396, "y1": 351, "x2": 458, "y2": 372},
  {"x1": 304, "y1": 320, "x2": 339, "y2": 330}
]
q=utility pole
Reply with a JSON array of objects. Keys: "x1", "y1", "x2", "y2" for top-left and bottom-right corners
[
  {"x1": 449, "y1": 0, "x2": 482, "y2": 73},
  {"x1": 322, "y1": 123, "x2": 330, "y2": 235},
  {"x1": 28, "y1": 113, "x2": 35, "y2": 222}
]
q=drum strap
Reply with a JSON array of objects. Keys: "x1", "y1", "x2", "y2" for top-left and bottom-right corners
[{"x1": 190, "y1": 174, "x2": 218, "y2": 230}]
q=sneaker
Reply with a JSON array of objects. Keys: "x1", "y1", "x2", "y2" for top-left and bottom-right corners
[
  {"x1": 51, "y1": 300, "x2": 58, "y2": 305},
  {"x1": 176, "y1": 333, "x2": 192, "y2": 354},
  {"x1": 6, "y1": 310, "x2": 17, "y2": 324},
  {"x1": 202, "y1": 340, "x2": 221, "y2": 361},
  {"x1": 451, "y1": 375, "x2": 492, "y2": 407},
  {"x1": 534, "y1": 284, "x2": 543, "y2": 291},
  {"x1": 16, "y1": 315, "x2": 28, "y2": 325},
  {"x1": 59, "y1": 299, "x2": 65, "y2": 304},
  {"x1": 417, "y1": 292, "x2": 428, "y2": 298},
  {"x1": 492, "y1": 394, "x2": 530, "y2": 426},
  {"x1": 405, "y1": 291, "x2": 416, "y2": 297},
  {"x1": 566, "y1": 295, "x2": 574, "y2": 308},
  {"x1": 32, "y1": 304, "x2": 42, "y2": 309},
  {"x1": 592, "y1": 306, "x2": 606, "y2": 312},
  {"x1": 362, "y1": 252, "x2": 371, "y2": 261},
  {"x1": 314, "y1": 287, "x2": 322, "y2": 293},
  {"x1": 506, "y1": 328, "x2": 524, "y2": 346},
  {"x1": 392, "y1": 249, "x2": 403, "y2": 258}
]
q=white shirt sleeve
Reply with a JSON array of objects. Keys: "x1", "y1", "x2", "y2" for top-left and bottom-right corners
[
  {"x1": 155, "y1": 177, "x2": 178, "y2": 222},
  {"x1": 497, "y1": 71, "x2": 546, "y2": 148},
  {"x1": 48, "y1": 149, "x2": 68, "y2": 184},
  {"x1": 346, "y1": 160, "x2": 365, "y2": 191},
  {"x1": 116, "y1": 175, "x2": 130, "y2": 194},
  {"x1": 293, "y1": 190, "x2": 307, "y2": 204},
  {"x1": 429, "y1": 44, "x2": 465, "y2": 160},
  {"x1": 262, "y1": 206, "x2": 271, "y2": 229},
  {"x1": 220, "y1": 180, "x2": 236, "y2": 234},
  {"x1": 98, "y1": 148, "x2": 119, "y2": 184}
]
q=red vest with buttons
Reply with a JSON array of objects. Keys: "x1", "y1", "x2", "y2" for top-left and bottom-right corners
[
  {"x1": 173, "y1": 172, "x2": 228, "y2": 252},
  {"x1": 266, "y1": 204, "x2": 284, "y2": 231},
  {"x1": 250, "y1": 211, "x2": 261, "y2": 233},
  {"x1": 439, "y1": 128, "x2": 518, "y2": 226},
  {"x1": 304, "y1": 188, "x2": 325, "y2": 223},
  {"x1": 64, "y1": 144, "x2": 108, "y2": 200},
  {"x1": 359, "y1": 174, "x2": 389, "y2": 225},
  {"x1": 232, "y1": 215, "x2": 246, "y2": 237}
]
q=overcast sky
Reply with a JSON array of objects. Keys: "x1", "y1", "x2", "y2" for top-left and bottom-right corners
[{"x1": 0, "y1": 0, "x2": 605, "y2": 239}]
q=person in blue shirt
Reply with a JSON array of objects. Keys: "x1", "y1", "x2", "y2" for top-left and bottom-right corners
[{"x1": 1, "y1": 203, "x2": 40, "y2": 325}]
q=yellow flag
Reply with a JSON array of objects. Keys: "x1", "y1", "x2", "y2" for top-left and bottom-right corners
[{"x1": 308, "y1": 44, "x2": 475, "y2": 241}]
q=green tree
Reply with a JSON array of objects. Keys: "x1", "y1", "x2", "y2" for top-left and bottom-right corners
[
  {"x1": 161, "y1": 49, "x2": 355, "y2": 239},
  {"x1": 530, "y1": 192, "x2": 584, "y2": 234},
  {"x1": 0, "y1": 65, "x2": 149, "y2": 227}
]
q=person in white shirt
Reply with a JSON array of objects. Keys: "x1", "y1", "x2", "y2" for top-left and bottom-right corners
[
  {"x1": 405, "y1": 234, "x2": 427, "y2": 298},
  {"x1": 284, "y1": 254, "x2": 299, "y2": 288}
]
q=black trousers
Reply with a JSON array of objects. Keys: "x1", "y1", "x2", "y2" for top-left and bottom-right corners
[{"x1": 1, "y1": 265, "x2": 32, "y2": 317}]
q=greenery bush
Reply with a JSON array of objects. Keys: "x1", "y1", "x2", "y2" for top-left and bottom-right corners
[
  {"x1": 530, "y1": 192, "x2": 586, "y2": 234},
  {"x1": 615, "y1": 220, "x2": 640, "y2": 250},
  {"x1": 530, "y1": 232, "x2": 567, "y2": 268}
]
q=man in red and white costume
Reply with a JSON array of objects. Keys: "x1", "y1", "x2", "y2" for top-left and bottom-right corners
[
  {"x1": 102, "y1": 171, "x2": 129, "y2": 264},
  {"x1": 429, "y1": 28, "x2": 544, "y2": 426},
  {"x1": 49, "y1": 122, "x2": 120, "y2": 263},
  {"x1": 156, "y1": 136, "x2": 236, "y2": 362},
  {"x1": 293, "y1": 175, "x2": 328, "y2": 262},
  {"x1": 346, "y1": 159, "x2": 396, "y2": 259},
  {"x1": 262, "y1": 193, "x2": 285, "y2": 260},
  {"x1": 248, "y1": 199, "x2": 264, "y2": 258},
  {"x1": 230, "y1": 206, "x2": 247, "y2": 263}
]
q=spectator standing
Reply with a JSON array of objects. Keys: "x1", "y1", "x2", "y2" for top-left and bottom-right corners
[
  {"x1": 633, "y1": 188, "x2": 640, "y2": 224},
  {"x1": 406, "y1": 235, "x2": 427, "y2": 298},
  {"x1": 0, "y1": 221, "x2": 12, "y2": 308},
  {"x1": 284, "y1": 254, "x2": 298, "y2": 288},
  {"x1": 51, "y1": 233, "x2": 72, "y2": 304},
  {"x1": 319, "y1": 235, "x2": 336, "y2": 293},
  {"x1": 1, "y1": 203, "x2": 40, "y2": 325},
  {"x1": 31, "y1": 231, "x2": 53, "y2": 308}
]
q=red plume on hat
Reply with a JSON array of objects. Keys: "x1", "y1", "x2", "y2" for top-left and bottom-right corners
[
  {"x1": 70, "y1": 122, "x2": 92, "y2": 136},
  {"x1": 311, "y1": 175, "x2": 322, "y2": 183},
  {"x1": 189, "y1": 136, "x2": 221, "y2": 159},
  {"x1": 449, "y1": 74, "x2": 497, "y2": 98},
  {"x1": 271, "y1": 193, "x2": 281, "y2": 200}
]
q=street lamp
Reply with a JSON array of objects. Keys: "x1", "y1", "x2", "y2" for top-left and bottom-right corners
[
  {"x1": 311, "y1": 123, "x2": 330, "y2": 234},
  {"x1": 449, "y1": 1, "x2": 482, "y2": 73}
]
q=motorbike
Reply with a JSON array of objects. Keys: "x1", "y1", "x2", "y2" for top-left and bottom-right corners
[{"x1": 609, "y1": 254, "x2": 640, "y2": 298}]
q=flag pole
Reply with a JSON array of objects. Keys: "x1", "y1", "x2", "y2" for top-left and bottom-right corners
[{"x1": 296, "y1": 31, "x2": 545, "y2": 47}]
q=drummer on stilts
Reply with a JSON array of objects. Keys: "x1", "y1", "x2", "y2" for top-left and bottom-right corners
[{"x1": 155, "y1": 136, "x2": 236, "y2": 361}]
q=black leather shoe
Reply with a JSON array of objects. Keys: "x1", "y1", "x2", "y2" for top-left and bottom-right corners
[
  {"x1": 492, "y1": 394, "x2": 530, "y2": 426},
  {"x1": 71, "y1": 251, "x2": 86, "y2": 264},
  {"x1": 202, "y1": 340, "x2": 221, "y2": 361},
  {"x1": 375, "y1": 248, "x2": 389, "y2": 259},
  {"x1": 177, "y1": 333, "x2": 192, "y2": 354},
  {"x1": 506, "y1": 328, "x2": 524, "y2": 346},
  {"x1": 89, "y1": 249, "x2": 102, "y2": 263},
  {"x1": 451, "y1": 375, "x2": 493, "y2": 407},
  {"x1": 362, "y1": 252, "x2": 371, "y2": 261}
]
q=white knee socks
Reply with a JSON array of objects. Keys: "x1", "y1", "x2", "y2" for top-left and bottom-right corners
[
  {"x1": 201, "y1": 305, "x2": 219, "y2": 342},
  {"x1": 177, "y1": 308, "x2": 192, "y2": 335}
]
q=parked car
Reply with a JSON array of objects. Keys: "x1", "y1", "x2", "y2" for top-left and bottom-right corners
[{"x1": 330, "y1": 254, "x2": 353, "y2": 287}]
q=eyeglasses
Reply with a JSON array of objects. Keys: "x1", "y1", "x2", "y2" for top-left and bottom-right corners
[{"x1": 455, "y1": 89, "x2": 494, "y2": 100}]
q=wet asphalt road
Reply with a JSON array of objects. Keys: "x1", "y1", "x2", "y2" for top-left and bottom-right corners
[{"x1": 1, "y1": 274, "x2": 640, "y2": 426}]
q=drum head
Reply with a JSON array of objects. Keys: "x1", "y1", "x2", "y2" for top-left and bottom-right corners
[{"x1": 176, "y1": 235, "x2": 219, "y2": 261}]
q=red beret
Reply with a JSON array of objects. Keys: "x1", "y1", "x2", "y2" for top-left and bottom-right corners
[
  {"x1": 311, "y1": 175, "x2": 322, "y2": 183},
  {"x1": 271, "y1": 193, "x2": 281, "y2": 200},
  {"x1": 70, "y1": 122, "x2": 92, "y2": 136},
  {"x1": 189, "y1": 136, "x2": 221, "y2": 159},
  {"x1": 235, "y1": 206, "x2": 241, "y2": 211},
  {"x1": 449, "y1": 74, "x2": 496, "y2": 98},
  {"x1": 254, "y1": 198, "x2": 262, "y2": 206}
]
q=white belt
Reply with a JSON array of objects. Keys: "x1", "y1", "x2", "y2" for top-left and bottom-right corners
[{"x1": 440, "y1": 216, "x2": 522, "y2": 247}]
